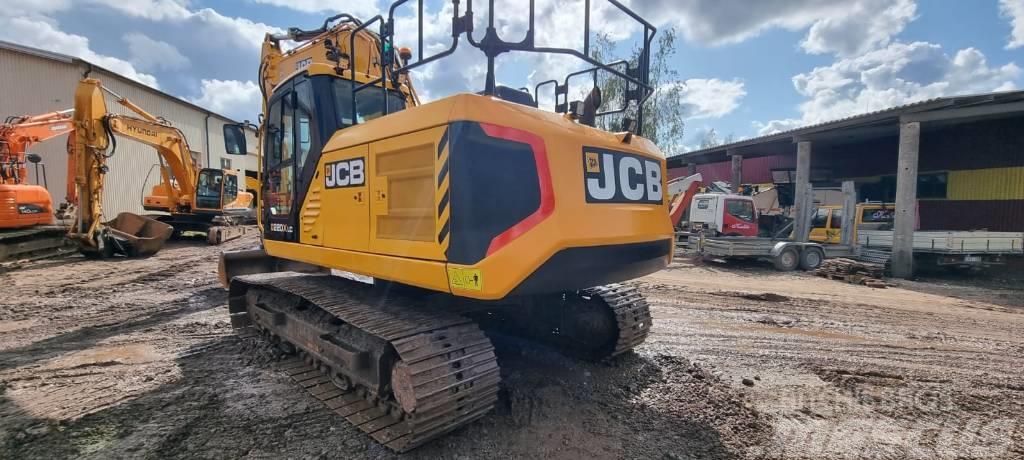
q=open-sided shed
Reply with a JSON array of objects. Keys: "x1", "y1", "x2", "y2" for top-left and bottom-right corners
[{"x1": 668, "y1": 91, "x2": 1024, "y2": 277}]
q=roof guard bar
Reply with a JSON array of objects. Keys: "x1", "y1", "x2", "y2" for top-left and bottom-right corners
[{"x1": 335, "y1": 0, "x2": 656, "y2": 135}]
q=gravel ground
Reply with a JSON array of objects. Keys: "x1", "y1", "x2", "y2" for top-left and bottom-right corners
[{"x1": 0, "y1": 236, "x2": 1021, "y2": 459}]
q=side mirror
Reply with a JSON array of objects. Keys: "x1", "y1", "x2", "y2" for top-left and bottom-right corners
[
  {"x1": 223, "y1": 124, "x2": 247, "y2": 156},
  {"x1": 26, "y1": 153, "x2": 43, "y2": 164}
]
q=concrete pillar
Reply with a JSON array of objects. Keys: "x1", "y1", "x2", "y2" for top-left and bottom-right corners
[
  {"x1": 730, "y1": 153, "x2": 743, "y2": 192},
  {"x1": 793, "y1": 141, "x2": 812, "y2": 242},
  {"x1": 892, "y1": 122, "x2": 920, "y2": 278},
  {"x1": 687, "y1": 162, "x2": 697, "y2": 176},
  {"x1": 840, "y1": 181, "x2": 856, "y2": 247}
]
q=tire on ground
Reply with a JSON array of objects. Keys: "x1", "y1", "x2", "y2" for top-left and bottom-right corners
[
  {"x1": 773, "y1": 247, "x2": 800, "y2": 271},
  {"x1": 799, "y1": 247, "x2": 825, "y2": 271}
]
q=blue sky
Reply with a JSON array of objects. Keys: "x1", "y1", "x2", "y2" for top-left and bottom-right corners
[{"x1": 1, "y1": 0, "x2": 1021, "y2": 154}]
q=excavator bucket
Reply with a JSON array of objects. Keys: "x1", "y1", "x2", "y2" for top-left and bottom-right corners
[{"x1": 104, "y1": 212, "x2": 173, "y2": 257}]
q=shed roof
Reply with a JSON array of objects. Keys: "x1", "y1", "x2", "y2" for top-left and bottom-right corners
[{"x1": 668, "y1": 90, "x2": 1024, "y2": 168}]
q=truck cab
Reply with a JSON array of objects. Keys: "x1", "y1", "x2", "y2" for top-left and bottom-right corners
[
  {"x1": 689, "y1": 193, "x2": 758, "y2": 237},
  {"x1": 809, "y1": 202, "x2": 896, "y2": 244}
]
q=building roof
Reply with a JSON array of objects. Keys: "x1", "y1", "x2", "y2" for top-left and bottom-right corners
[
  {"x1": 668, "y1": 90, "x2": 1024, "y2": 168},
  {"x1": 0, "y1": 39, "x2": 248, "y2": 125}
]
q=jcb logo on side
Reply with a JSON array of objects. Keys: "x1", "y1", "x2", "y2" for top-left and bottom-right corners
[
  {"x1": 583, "y1": 148, "x2": 663, "y2": 204},
  {"x1": 325, "y1": 157, "x2": 365, "y2": 189}
]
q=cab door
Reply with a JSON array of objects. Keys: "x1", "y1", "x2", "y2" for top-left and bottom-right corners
[
  {"x1": 809, "y1": 207, "x2": 830, "y2": 243},
  {"x1": 220, "y1": 172, "x2": 251, "y2": 211},
  {"x1": 194, "y1": 169, "x2": 224, "y2": 211},
  {"x1": 826, "y1": 208, "x2": 843, "y2": 243},
  {"x1": 263, "y1": 85, "x2": 298, "y2": 241}
]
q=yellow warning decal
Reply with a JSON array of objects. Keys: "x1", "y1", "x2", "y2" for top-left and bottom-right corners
[
  {"x1": 585, "y1": 151, "x2": 601, "y2": 173},
  {"x1": 447, "y1": 267, "x2": 482, "y2": 291}
]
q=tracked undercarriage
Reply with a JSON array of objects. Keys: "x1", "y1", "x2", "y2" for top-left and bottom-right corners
[
  {"x1": 227, "y1": 272, "x2": 651, "y2": 452},
  {"x1": 0, "y1": 225, "x2": 73, "y2": 263}
]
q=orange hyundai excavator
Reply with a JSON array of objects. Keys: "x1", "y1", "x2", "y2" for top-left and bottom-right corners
[
  {"x1": 0, "y1": 110, "x2": 76, "y2": 261},
  {"x1": 69, "y1": 78, "x2": 254, "y2": 258}
]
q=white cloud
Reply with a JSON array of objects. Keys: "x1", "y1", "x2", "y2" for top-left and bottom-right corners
[
  {"x1": 752, "y1": 118, "x2": 804, "y2": 136},
  {"x1": 0, "y1": 15, "x2": 158, "y2": 88},
  {"x1": 248, "y1": 0, "x2": 381, "y2": 18},
  {"x1": 801, "y1": 0, "x2": 916, "y2": 56},
  {"x1": 756, "y1": 41, "x2": 1021, "y2": 135},
  {"x1": 671, "y1": 78, "x2": 747, "y2": 119},
  {"x1": 189, "y1": 79, "x2": 262, "y2": 122},
  {"x1": 621, "y1": 0, "x2": 916, "y2": 57},
  {"x1": 86, "y1": 0, "x2": 190, "y2": 21},
  {"x1": 1001, "y1": 0, "x2": 1024, "y2": 49},
  {"x1": 124, "y1": 32, "x2": 190, "y2": 71},
  {"x1": 247, "y1": 0, "x2": 380, "y2": 17},
  {"x1": 0, "y1": 0, "x2": 283, "y2": 116}
]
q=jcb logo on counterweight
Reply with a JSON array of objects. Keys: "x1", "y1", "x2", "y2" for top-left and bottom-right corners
[
  {"x1": 325, "y1": 157, "x2": 365, "y2": 189},
  {"x1": 583, "y1": 148, "x2": 663, "y2": 204}
]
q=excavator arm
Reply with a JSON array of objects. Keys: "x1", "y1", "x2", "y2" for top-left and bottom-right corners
[
  {"x1": 668, "y1": 173, "x2": 703, "y2": 229},
  {"x1": 0, "y1": 109, "x2": 74, "y2": 186},
  {"x1": 69, "y1": 78, "x2": 188, "y2": 255}
]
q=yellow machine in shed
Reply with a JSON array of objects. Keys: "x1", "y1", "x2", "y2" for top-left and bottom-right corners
[{"x1": 220, "y1": 1, "x2": 670, "y2": 451}]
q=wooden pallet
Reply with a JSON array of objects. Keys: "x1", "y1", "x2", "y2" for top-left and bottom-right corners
[{"x1": 816, "y1": 258, "x2": 888, "y2": 288}]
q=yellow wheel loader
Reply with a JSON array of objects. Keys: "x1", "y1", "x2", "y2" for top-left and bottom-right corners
[{"x1": 219, "y1": 1, "x2": 669, "y2": 451}]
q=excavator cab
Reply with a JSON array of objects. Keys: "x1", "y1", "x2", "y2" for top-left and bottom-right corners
[
  {"x1": 194, "y1": 168, "x2": 249, "y2": 215},
  {"x1": 195, "y1": 169, "x2": 224, "y2": 209}
]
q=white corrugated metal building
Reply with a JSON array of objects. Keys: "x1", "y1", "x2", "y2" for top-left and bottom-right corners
[{"x1": 0, "y1": 40, "x2": 258, "y2": 218}]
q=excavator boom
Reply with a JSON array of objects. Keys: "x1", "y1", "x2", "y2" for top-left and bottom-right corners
[{"x1": 70, "y1": 78, "x2": 253, "y2": 257}]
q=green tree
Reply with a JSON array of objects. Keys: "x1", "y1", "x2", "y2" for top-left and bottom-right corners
[
  {"x1": 588, "y1": 28, "x2": 686, "y2": 156},
  {"x1": 698, "y1": 128, "x2": 720, "y2": 149},
  {"x1": 694, "y1": 129, "x2": 735, "y2": 150}
]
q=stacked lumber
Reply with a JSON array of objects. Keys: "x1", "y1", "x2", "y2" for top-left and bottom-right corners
[
  {"x1": 815, "y1": 258, "x2": 888, "y2": 288},
  {"x1": 857, "y1": 247, "x2": 892, "y2": 265}
]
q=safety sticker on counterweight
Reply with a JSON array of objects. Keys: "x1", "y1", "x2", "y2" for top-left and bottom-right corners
[{"x1": 448, "y1": 267, "x2": 482, "y2": 291}]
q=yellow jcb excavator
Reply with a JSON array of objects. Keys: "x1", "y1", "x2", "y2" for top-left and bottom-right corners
[
  {"x1": 69, "y1": 79, "x2": 254, "y2": 257},
  {"x1": 218, "y1": 1, "x2": 668, "y2": 451}
]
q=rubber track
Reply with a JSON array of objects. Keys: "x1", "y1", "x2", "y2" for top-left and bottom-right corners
[
  {"x1": 583, "y1": 283, "x2": 653, "y2": 359},
  {"x1": 231, "y1": 273, "x2": 501, "y2": 452}
]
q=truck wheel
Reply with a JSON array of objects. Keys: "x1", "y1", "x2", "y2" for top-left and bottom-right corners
[
  {"x1": 773, "y1": 247, "x2": 800, "y2": 271},
  {"x1": 799, "y1": 247, "x2": 825, "y2": 271}
]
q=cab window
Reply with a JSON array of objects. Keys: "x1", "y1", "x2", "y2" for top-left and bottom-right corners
[
  {"x1": 223, "y1": 174, "x2": 238, "y2": 204},
  {"x1": 196, "y1": 169, "x2": 223, "y2": 209},
  {"x1": 295, "y1": 79, "x2": 314, "y2": 172},
  {"x1": 811, "y1": 208, "x2": 830, "y2": 228},
  {"x1": 264, "y1": 93, "x2": 295, "y2": 217},
  {"x1": 829, "y1": 208, "x2": 843, "y2": 229},
  {"x1": 332, "y1": 79, "x2": 407, "y2": 127},
  {"x1": 861, "y1": 207, "x2": 894, "y2": 224},
  {"x1": 726, "y1": 199, "x2": 755, "y2": 222}
]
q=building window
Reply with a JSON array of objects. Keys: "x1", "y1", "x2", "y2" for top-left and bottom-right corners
[
  {"x1": 859, "y1": 171, "x2": 948, "y2": 202},
  {"x1": 220, "y1": 157, "x2": 232, "y2": 170},
  {"x1": 917, "y1": 172, "x2": 948, "y2": 199}
]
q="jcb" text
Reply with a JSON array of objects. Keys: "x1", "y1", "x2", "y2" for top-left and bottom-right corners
[
  {"x1": 325, "y1": 157, "x2": 365, "y2": 189},
  {"x1": 583, "y1": 149, "x2": 662, "y2": 204}
]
